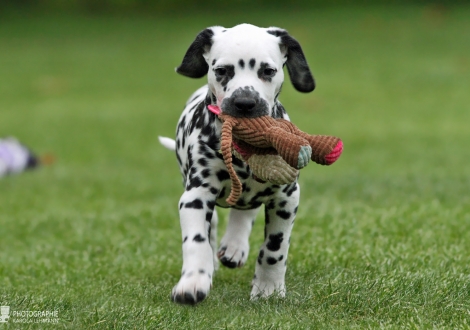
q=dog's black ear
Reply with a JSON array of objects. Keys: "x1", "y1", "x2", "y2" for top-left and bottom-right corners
[
  {"x1": 267, "y1": 28, "x2": 315, "y2": 93},
  {"x1": 176, "y1": 28, "x2": 215, "y2": 78}
]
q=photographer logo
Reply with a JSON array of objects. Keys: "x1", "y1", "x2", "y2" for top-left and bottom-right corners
[{"x1": 0, "y1": 307, "x2": 59, "y2": 324}]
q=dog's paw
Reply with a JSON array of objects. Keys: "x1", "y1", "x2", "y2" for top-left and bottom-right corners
[
  {"x1": 250, "y1": 278, "x2": 286, "y2": 299},
  {"x1": 217, "y1": 238, "x2": 249, "y2": 268},
  {"x1": 171, "y1": 269, "x2": 212, "y2": 305},
  {"x1": 297, "y1": 145, "x2": 312, "y2": 169}
]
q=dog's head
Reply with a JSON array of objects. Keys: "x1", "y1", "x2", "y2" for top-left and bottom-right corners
[{"x1": 176, "y1": 24, "x2": 315, "y2": 118}]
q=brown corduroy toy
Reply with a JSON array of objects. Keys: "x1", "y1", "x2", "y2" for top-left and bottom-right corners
[{"x1": 208, "y1": 105, "x2": 343, "y2": 206}]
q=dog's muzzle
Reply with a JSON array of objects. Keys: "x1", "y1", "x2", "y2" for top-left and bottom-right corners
[{"x1": 221, "y1": 86, "x2": 269, "y2": 118}]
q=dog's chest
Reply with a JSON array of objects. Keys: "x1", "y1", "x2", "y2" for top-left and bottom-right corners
[
  {"x1": 175, "y1": 96, "x2": 287, "y2": 210},
  {"x1": 214, "y1": 160, "x2": 281, "y2": 209}
]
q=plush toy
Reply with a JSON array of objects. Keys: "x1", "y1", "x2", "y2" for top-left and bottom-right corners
[{"x1": 207, "y1": 105, "x2": 343, "y2": 205}]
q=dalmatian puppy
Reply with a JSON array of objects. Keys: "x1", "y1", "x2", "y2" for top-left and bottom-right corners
[{"x1": 160, "y1": 23, "x2": 315, "y2": 305}]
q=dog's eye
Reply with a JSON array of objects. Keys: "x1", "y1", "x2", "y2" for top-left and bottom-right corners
[
  {"x1": 263, "y1": 68, "x2": 276, "y2": 77},
  {"x1": 214, "y1": 68, "x2": 227, "y2": 76}
]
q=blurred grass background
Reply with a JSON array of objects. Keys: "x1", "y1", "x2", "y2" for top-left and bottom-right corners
[{"x1": 1, "y1": 1, "x2": 470, "y2": 329}]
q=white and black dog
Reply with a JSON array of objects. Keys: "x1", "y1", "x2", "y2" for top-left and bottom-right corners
[{"x1": 159, "y1": 23, "x2": 315, "y2": 305}]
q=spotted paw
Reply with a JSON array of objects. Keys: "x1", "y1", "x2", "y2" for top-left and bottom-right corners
[
  {"x1": 297, "y1": 145, "x2": 312, "y2": 169},
  {"x1": 171, "y1": 269, "x2": 212, "y2": 305},
  {"x1": 217, "y1": 238, "x2": 249, "y2": 269}
]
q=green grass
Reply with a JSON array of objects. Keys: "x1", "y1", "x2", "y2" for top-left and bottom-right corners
[{"x1": 1, "y1": 4, "x2": 470, "y2": 329}]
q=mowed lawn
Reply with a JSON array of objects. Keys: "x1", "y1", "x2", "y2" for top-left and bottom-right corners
[{"x1": 1, "y1": 5, "x2": 470, "y2": 329}]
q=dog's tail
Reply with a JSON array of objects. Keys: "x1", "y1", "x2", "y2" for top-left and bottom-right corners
[{"x1": 158, "y1": 136, "x2": 176, "y2": 151}]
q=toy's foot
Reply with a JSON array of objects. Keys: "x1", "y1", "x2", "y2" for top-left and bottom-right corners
[
  {"x1": 297, "y1": 145, "x2": 312, "y2": 169},
  {"x1": 324, "y1": 140, "x2": 343, "y2": 165}
]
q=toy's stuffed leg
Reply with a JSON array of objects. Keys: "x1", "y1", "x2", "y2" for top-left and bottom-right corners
[
  {"x1": 301, "y1": 134, "x2": 343, "y2": 165},
  {"x1": 265, "y1": 127, "x2": 312, "y2": 169}
]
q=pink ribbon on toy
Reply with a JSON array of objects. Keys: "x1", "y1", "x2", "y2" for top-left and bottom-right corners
[
  {"x1": 208, "y1": 104, "x2": 254, "y2": 160},
  {"x1": 207, "y1": 105, "x2": 221, "y2": 115}
]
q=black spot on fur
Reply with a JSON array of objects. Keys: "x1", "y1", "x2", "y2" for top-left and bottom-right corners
[
  {"x1": 201, "y1": 169, "x2": 211, "y2": 178},
  {"x1": 187, "y1": 102, "x2": 207, "y2": 135},
  {"x1": 206, "y1": 200, "x2": 215, "y2": 210},
  {"x1": 198, "y1": 158, "x2": 208, "y2": 167},
  {"x1": 276, "y1": 210, "x2": 292, "y2": 220},
  {"x1": 183, "y1": 236, "x2": 188, "y2": 243},
  {"x1": 249, "y1": 58, "x2": 256, "y2": 69},
  {"x1": 279, "y1": 200, "x2": 288, "y2": 208},
  {"x1": 283, "y1": 183, "x2": 298, "y2": 197},
  {"x1": 206, "y1": 212, "x2": 213, "y2": 222},
  {"x1": 267, "y1": 257, "x2": 278, "y2": 265},
  {"x1": 205, "y1": 93, "x2": 212, "y2": 105},
  {"x1": 239, "y1": 59, "x2": 245, "y2": 69},
  {"x1": 247, "y1": 201, "x2": 262, "y2": 209},
  {"x1": 266, "y1": 232, "x2": 284, "y2": 251},
  {"x1": 209, "y1": 187, "x2": 219, "y2": 195},
  {"x1": 241, "y1": 183, "x2": 251, "y2": 193},
  {"x1": 187, "y1": 176, "x2": 202, "y2": 190},
  {"x1": 216, "y1": 170, "x2": 230, "y2": 181},
  {"x1": 200, "y1": 124, "x2": 213, "y2": 137},
  {"x1": 257, "y1": 249, "x2": 264, "y2": 265},
  {"x1": 185, "y1": 199, "x2": 204, "y2": 209},
  {"x1": 236, "y1": 170, "x2": 250, "y2": 180},
  {"x1": 205, "y1": 151, "x2": 216, "y2": 159},
  {"x1": 212, "y1": 59, "x2": 217, "y2": 66},
  {"x1": 232, "y1": 155, "x2": 245, "y2": 168},
  {"x1": 176, "y1": 152, "x2": 183, "y2": 167},
  {"x1": 266, "y1": 200, "x2": 276, "y2": 210},
  {"x1": 253, "y1": 187, "x2": 275, "y2": 201},
  {"x1": 193, "y1": 234, "x2": 206, "y2": 242}
]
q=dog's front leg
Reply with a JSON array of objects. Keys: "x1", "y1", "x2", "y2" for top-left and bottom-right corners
[
  {"x1": 251, "y1": 182, "x2": 300, "y2": 299},
  {"x1": 172, "y1": 187, "x2": 217, "y2": 305}
]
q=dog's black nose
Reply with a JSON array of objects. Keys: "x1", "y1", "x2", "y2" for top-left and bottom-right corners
[{"x1": 234, "y1": 98, "x2": 256, "y2": 112}]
